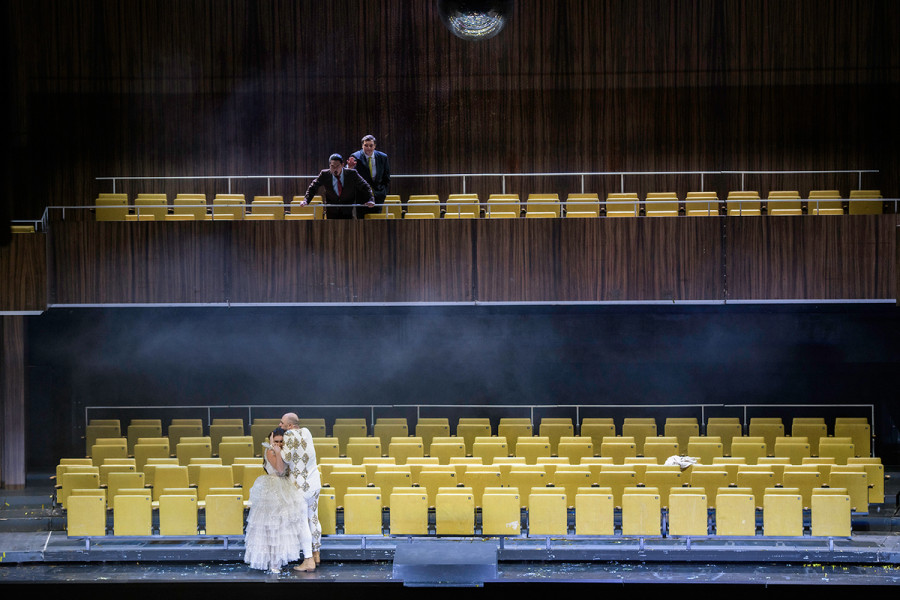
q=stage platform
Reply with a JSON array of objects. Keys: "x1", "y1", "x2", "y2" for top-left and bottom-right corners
[{"x1": 2, "y1": 473, "x2": 899, "y2": 589}]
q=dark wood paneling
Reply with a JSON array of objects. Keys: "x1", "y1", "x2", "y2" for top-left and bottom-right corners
[
  {"x1": 47, "y1": 216, "x2": 899, "y2": 304},
  {"x1": 476, "y1": 218, "x2": 723, "y2": 302},
  {"x1": 0, "y1": 234, "x2": 47, "y2": 311},
  {"x1": 50, "y1": 222, "x2": 228, "y2": 304},
  {"x1": 1, "y1": 316, "x2": 26, "y2": 488},
  {"x1": 726, "y1": 215, "x2": 900, "y2": 300},
  {"x1": 228, "y1": 220, "x2": 475, "y2": 303},
  {"x1": 6, "y1": 1, "x2": 898, "y2": 221}
]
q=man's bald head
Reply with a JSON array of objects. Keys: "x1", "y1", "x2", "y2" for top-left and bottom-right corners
[{"x1": 280, "y1": 412, "x2": 299, "y2": 430}]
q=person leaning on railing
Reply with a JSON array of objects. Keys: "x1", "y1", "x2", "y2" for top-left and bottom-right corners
[{"x1": 298, "y1": 153, "x2": 374, "y2": 219}]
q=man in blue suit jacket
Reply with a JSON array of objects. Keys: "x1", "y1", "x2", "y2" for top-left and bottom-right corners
[
  {"x1": 350, "y1": 135, "x2": 391, "y2": 214},
  {"x1": 300, "y1": 154, "x2": 374, "y2": 219}
]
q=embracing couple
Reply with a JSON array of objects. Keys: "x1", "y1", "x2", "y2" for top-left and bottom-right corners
[{"x1": 244, "y1": 412, "x2": 321, "y2": 574}]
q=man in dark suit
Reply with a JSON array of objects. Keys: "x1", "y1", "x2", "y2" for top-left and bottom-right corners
[
  {"x1": 350, "y1": 135, "x2": 390, "y2": 212},
  {"x1": 300, "y1": 153, "x2": 374, "y2": 219}
]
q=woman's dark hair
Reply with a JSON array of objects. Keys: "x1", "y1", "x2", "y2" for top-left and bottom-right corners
[{"x1": 264, "y1": 427, "x2": 288, "y2": 467}]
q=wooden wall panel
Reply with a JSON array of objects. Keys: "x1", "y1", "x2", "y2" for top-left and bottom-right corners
[
  {"x1": 50, "y1": 222, "x2": 228, "y2": 304},
  {"x1": 0, "y1": 234, "x2": 47, "y2": 311},
  {"x1": 6, "y1": 1, "x2": 898, "y2": 222},
  {"x1": 227, "y1": 220, "x2": 475, "y2": 303},
  {"x1": 726, "y1": 215, "x2": 900, "y2": 300},
  {"x1": 1, "y1": 316, "x2": 26, "y2": 488},
  {"x1": 476, "y1": 218, "x2": 723, "y2": 302}
]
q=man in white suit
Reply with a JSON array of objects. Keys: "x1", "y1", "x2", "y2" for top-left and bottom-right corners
[{"x1": 280, "y1": 412, "x2": 321, "y2": 571}]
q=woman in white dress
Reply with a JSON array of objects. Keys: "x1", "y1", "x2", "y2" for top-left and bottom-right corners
[{"x1": 243, "y1": 428, "x2": 314, "y2": 573}]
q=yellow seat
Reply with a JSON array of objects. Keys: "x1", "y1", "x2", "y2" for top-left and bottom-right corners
[
  {"x1": 481, "y1": 488, "x2": 521, "y2": 536},
  {"x1": 373, "y1": 419, "x2": 409, "y2": 450},
  {"x1": 748, "y1": 419, "x2": 784, "y2": 455},
  {"x1": 687, "y1": 440, "x2": 723, "y2": 464},
  {"x1": 460, "y1": 467, "x2": 502, "y2": 508},
  {"x1": 714, "y1": 488, "x2": 756, "y2": 536},
  {"x1": 599, "y1": 440, "x2": 637, "y2": 464},
  {"x1": 574, "y1": 487, "x2": 614, "y2": 535},
  {"x1": 684, "y1": 191, "x2": 720, "y2": 216},
  {"x1": 429, "y1": 441, "x2": 467, "y2": 465},
  {"x1": 667, "y1": 488, "x2": 708, "y2": 536},
  {"x1": 791, "y1": 419, "x2": 828, "y2": 456},
  {"x1": 688, "y1": 470, "x2": 729, "y2": 509},
  {"x1": 763, "y1": 490, "x2": 803, "y2": 536},
  {"x1": 414, "y1": 420, "x2": 450, "y2": 455},
  {"x1": 204, "y1": 492, "x2": 244, "y2": 535},
  {"x1": 343, "y1": 487, "x2": 384, "y2": 535},
  {"x1": 663, "y1": 419, "x2": 699, "y2": 453},
  {"x1": 497, "y1": 419, "x2": 533, "y2": 453},
  {"x1": 172, "y1": 196, "x2": 208, "y2": 220},
  {"x1": 66, "y1": 494, "x2": 107, "y2": 536},
  {"x1": 389, "y1": 488, "x2": 429, "y2": 535},
  {"x1": 113, "y1": 494, "x2": 152, "y2": 535},
  {"x1": 827, "y1": 469, "x2": 868, "y2": 512},
  {"x1": 528, "y1": 488, "x2": 568, "y2": 535},
  {"x1": 251, "y1": 196, "x2": 285, "y2": 220},
  {"x1": 345, "y1": 438, "x2": 383, "y2": 464},
  {"x1": 444, "y1": 194, "x2": 480, "y2": 219},
  {"x1": 323, "y1": 469, "x2": 367, "y2": 508},
  {"x1": 90, "y1": 443, "x2": 129, "y2": 467},
  {"x1": 705, "y1": 418, "x2": 742, "y2": 456},
  {"x1": 564, "y1": 193, "x2": 600, "y2": 218},
  {"x1": 158, "y1": 494, "x2": 198, "y2": 535},
  {"x1": 406, "y1": 195, "x2": 441, "y2": 219},
  {"x1": 596, "y1": 470, "x2": 637, "y2": 508},
  {"x1": 388, "y1": 440, "x2": 425, "y2": 466},
  {"x1": 642, "y1": 439, "x2": 678, "y2": 464},
  {"x1": 131, "y1": 196, "x2": 169, "y2": 221},
  {"x1": 808, "y1": 190, "x2": 843, "y2": 216},
  {"x1": 95, "y1": 194, "x2": 129, "y2": 221},
  {"x1": 551, "y1": 470, "x2": 592, "y2": 508},
  {"x1": 580, "y1": 418, "x2": 616, "y2": 450},
  {"x1": 726, "y1": 191, "x2": 761, "y2": 216},
  {"x1": 644, "y1": 192, "x2": 679, "y2": 217},
  {"x1": 621, "y1": 487, "x2": 661, "y2": 535},
  {"x1": 60, "y1": 471, "x2": 100, "y2": 510},
  {"x1": 212, "y1": 195, "x2": 246, "y2": 219},
  {"x1": 818, "y1": 438, "x2": 855, "y2": 465},
  {"x1": 318, "y1": 490, "x2": 337, "y2": 535},
  {"x1": 472, "y1": 437, "x2": 508, "y2": 464},
  {"x1": 288, "y1": 195, "x2": 325, "y2": 220},
  {"x1": 782, "y1": 466, "x2": 824, "y2": 509},
  {"x1": 456, "y1": 420, "x2": 492, "y2": 455},
  {"x1": 834, "y1": 420, "x2": 871, "y2": 457},
  {"x1": 525, "y1": 193, "x2": 561, "y2": 218},
  {"x1": 332, "y1": 419, "x2": 368, "y2": 455},
  {"x1": 107, "y1": 472, "x2": 146, "y2": 510},
  {"x1": 643, "y1": 467, "x2": 685, "y2": 508},
  {"x1": 810, "y1": 489, "x2": 852, "y2": 537},
  {"x1": 605, "y1": 192, "x2": 639, "y2": 217},
  {"x1": 847, "y1": 458, "x2": 885, "y2": 503},
  {"x1": 766, "y1": 190, "x2": 802, "y2": 215},
  {"x1": 485, "y1": 193, "x2": 520, "y2": 218},
  {"x1": 735, "y1": 468, "x2": 776, "y2": 509},
  {"x1": 557, "y1": 438, "x2": 593, "y2": 465},
  {"x1": 195, "y1": 465, "x2": 234, "y2": 507},
  {"x1": 730, "y1": 438, "x2": 767, "y2": 465},
  {"x1": 621, "y1": 419, "x2": 657, "y2": 455},
  {"x1": 435, "y1": 488, "x2": 475, "y2": 535},
  {"x1": 848, "y1": 190, "x2": 882, "y2": 214}
]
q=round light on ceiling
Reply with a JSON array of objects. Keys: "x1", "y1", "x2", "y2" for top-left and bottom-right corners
[{"x1": 438, "y1": 0, "x2": 513, "y2": 41}]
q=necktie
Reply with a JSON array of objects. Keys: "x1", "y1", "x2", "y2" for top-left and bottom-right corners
[
  {"x1": 369, "y1": 156, "x2": 375, "y2": 179},
  {"x1": 336, "y1": 173, "x2": 343, "y2": 196}
]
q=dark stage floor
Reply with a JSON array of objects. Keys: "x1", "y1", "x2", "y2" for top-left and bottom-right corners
[{"x1": 2, "y1": 472, "x2": 899, "y2": 590}]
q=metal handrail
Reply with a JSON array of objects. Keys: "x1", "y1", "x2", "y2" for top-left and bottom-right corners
[
  {"x1": 96, "y1": 169, "x2": 880, "y2": 196},
  {"x1": 84, "y1": 402, "x2": 876, "y2": 436}
]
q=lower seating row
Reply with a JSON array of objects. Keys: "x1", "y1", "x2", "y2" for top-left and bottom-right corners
[{"x1": 66, "y1": 485, "x2": 854, "y2": 538}]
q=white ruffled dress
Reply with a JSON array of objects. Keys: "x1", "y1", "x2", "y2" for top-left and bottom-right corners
[{"x1": 243, "y1": 445, "x2": 310, "y2": 572}]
